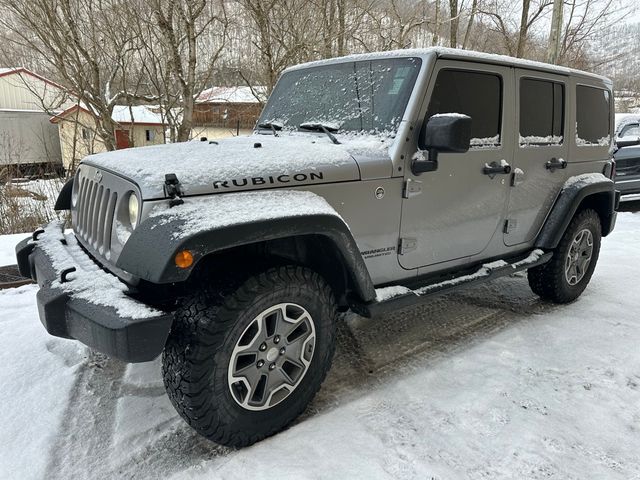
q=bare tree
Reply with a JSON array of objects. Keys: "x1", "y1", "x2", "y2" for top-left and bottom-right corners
[
  {"x1": 462, "y1": 0, "x2": 479, "y2": 49},
  {"x1": 449, "y1": 0, "x2": 459, "y2": 47},
  {"x1": 147, "y1": 0, "x2": 228, "y2": 142},
  {"x1": 432, "y1": 0, "x2": 441, "y2": 45},
  {"x1": 547, "y1": 0, "x2": 563, "y2": 63},
  {"x1": 0, "y1": 0, "x2": 157, "y2": 150},
  {"x1": 558, "y1": 0, "x2": 629, "y2": 66}
]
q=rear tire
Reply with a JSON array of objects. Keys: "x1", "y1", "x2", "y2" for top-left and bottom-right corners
[
  {"x1": 528, "y1": 208, "x2": 601, "y2": 303},
  {"x1": 162, "y1": 265, "x2": 337, "y2": 447}
]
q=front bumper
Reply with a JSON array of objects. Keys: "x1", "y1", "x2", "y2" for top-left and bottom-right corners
[{"x1": 15, "y1": 226, "x2": 173, "y2": 363}]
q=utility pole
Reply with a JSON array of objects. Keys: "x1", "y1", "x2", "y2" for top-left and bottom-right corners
[{"x1": 547, "y1": 0, "x2": 563, "y2": 64}]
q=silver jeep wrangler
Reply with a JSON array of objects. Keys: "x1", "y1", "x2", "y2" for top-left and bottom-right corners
[{"x1": 16, "y1": 47, "x2": 619, "y2": 447}]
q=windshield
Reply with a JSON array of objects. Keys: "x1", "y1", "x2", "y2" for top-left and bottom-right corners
[{"x1": 258, "y1": 57, "x2": 422, "y2": 135}]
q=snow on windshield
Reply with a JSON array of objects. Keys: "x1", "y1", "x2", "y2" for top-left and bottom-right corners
[{"x1": 259, "y1": 57, "x2": 421, "y2": 135}]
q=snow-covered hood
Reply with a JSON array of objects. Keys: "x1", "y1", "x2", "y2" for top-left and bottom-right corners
[{"x1": 83, "y1": 134, "x2": 391, "y2": 199}]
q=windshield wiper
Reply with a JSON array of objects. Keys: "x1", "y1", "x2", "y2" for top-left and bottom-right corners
[
  {"x1": 299, "y1": 121, "x2": 341, "y2": 145},
  {"x1": 257, "y1": 120, "x2": 283, "y2": 136}
]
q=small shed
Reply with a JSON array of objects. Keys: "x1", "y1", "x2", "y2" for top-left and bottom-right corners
[
  {"x1": 51, "y1": 105, "x2": 167, "y2": 172},
  {"x1": 193, "y1": 86, "x2": 266, "y2": 140},
  {"x1": 0, "y1": 67, "x2": 72, "y2": 176}
]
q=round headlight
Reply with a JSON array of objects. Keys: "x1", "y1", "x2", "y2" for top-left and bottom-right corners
[{"x1": 128, "y1": 193, "x2": 139, "y2": 229}]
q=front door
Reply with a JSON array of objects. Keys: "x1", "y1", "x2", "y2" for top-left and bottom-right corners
[
  {"x1": 399, "y1": 62, "x2": 514, "y2": 269},
  {"x1": 115, "y1": 129, "x2": 131, "y2": 149},
  {"x1": 504, "y1": 69, "x2": 569, "y2": 246}
]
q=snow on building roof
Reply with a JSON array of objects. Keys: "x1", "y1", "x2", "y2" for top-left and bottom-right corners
[
  {"x1": 110, "y1": 105, "x2": 165, "y2": 124},
  {"x1": 197, "y1": 86, "x2": 266, "y2": 104},
  {"x1": 51, "y1": 104, "x2": 166, "y2": 125}
]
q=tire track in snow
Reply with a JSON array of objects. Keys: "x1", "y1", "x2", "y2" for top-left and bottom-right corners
[
  {"x1": 44, "y1": 351, "x2": 231, "y2": 479},
  {"x1": 44, "y1": 351, "x2": 127, "y2": 479}
]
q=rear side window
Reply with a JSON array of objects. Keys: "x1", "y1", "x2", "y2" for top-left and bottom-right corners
[
  {"x1": 426, "y1": 69, "x2": 502, "y2": 147},
  {"x1": 576, "y1": 85, "x2": 611, "y2": 146},
  {"x1": 519, "y1": 78, "x2": 564, "y2": 146}
]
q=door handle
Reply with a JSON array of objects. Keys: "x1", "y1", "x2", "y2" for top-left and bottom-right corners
[
  {"x1": 483, "y1": 160, "x2": 512, "y2": 178},
  {"x1": 545, "y1": 157, "x2": 567, "y2": 171}
]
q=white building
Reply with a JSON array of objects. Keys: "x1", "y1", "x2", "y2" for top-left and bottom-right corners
[{"x1": 0, "y1": 68, "x2": 73, "y2": 174}]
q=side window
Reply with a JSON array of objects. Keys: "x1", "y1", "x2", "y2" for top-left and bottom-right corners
[
  {"x1": 519, "y1": 78, "x2": 564, "y2": 146},
  {"x1": 576, "y1": 85, "x2": 611, "y2": 146},
  {"x1": 426, "y1": 69, "x2": 502, "y2": 148}
]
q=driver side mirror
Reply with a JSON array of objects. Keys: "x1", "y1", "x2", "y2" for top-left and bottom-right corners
[{"x1": 412, "y1": 114, "x2": 472, "y2": 175}]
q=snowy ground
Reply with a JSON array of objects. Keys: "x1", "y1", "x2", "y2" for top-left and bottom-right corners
[{"x1": 1, "y1": 210, "x2": 640, "y2": 479}]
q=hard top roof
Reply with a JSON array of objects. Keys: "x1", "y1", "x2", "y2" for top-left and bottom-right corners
[{"x1": 283, "y1": 47, "x2": 611, "y2": 85}]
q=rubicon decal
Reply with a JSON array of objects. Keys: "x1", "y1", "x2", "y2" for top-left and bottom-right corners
[{"x1": 214, "y1": 172, "x2": 324, "y2": 189}]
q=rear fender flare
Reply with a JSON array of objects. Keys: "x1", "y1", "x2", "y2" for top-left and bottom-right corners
[{"x1": 536, "y1": 174, "x2": 617, "y2": 249}]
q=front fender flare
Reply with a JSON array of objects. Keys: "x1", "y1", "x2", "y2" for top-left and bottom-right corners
[{"x1": 116, "y1": 213, "x2": 376, "y2": 303}]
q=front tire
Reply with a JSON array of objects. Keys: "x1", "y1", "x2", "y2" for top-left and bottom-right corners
[
  {"x1": 528, "y1": 208, "x2": 602, "y2": 303},
  {"x1": 162, "y1": 266, "x2": 337, "y2": 447}
]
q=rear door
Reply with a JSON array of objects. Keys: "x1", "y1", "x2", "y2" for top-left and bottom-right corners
[
  {"x1": 399, "y1": 62, "x2": 514, "y2": 269},
  {"x1": 504, "y1": 70, "x2": 569, "y2": 246}
]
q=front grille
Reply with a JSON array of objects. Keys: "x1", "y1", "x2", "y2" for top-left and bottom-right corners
[{"x1": 75, "y1": 174, "x2": 118, "y2": 256}]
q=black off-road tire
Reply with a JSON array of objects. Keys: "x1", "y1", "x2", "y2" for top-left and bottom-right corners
[
  {"x1": 528, "y1": 208, "x2": 602, "y2": 303},
  {"x1": 162, "y1": 265, "x2": 337, "y2": 447}
]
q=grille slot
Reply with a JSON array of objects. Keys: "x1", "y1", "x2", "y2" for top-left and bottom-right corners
[{"x1": 75, "y1": 173, "x2": 117, "y2": 254}]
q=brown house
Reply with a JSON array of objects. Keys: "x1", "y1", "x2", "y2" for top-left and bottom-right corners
[{"x1": 192, "y1": 86, "x2": 266, "y2": 140}]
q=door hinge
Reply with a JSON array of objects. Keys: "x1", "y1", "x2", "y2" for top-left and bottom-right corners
[
  {"x1": 403, "y1": 178, "x2": 422, "y2": 198},
  {"x1": 503, "y1": 219, "x2": 518, "y2": 234},
  {"x1": 398, "y1": 237, "x2": 417, "y2": 254}
]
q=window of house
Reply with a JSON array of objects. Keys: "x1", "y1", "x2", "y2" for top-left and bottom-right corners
[
  {"x1": 145, "y1": 129, "x2": 155, "y2": 142},
  {"x1": 81, "y1": 128, "x2": 90, "y2": 140},
  {"x1": 576, "y1": 85, "x2": 611, "y2": 146},
  {"x1": 519, "y1": 78, "x2": 564, "y2": 146},
  {"x1": 426, "y1": 69, "x2": 502, "y2": 147}
]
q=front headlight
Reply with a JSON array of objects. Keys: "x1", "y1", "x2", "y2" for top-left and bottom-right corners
[{"x1": 128, "y1": 193, "x2": 139, "y2": 229}]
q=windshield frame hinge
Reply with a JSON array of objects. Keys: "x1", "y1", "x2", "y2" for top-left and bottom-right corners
[
  {"x1": 164, "y1": 173, "x2": 184, "y2": 207},
  {"x1": 402, "y1": 178, "x2": 422, "y2": 199}
]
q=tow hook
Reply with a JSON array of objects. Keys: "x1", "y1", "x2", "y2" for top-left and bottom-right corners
[{"x1": 60, "y1": 267, "x2": 76, "y2": 283}]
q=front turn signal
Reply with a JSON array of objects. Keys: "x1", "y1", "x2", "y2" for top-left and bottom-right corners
[{"x1": 175, "y1": 250, "x2": 194, "y2": 269}]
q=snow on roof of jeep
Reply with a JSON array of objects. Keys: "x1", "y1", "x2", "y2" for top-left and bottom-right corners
[{"x1": 283, "y1": 47, "x2": 610, "y2": 84}]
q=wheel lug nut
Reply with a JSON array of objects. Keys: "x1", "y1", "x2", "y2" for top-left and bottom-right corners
[
  {"x1": 259, "y1": 343, "x2": 267, "y2": 351},
  {"x1": 274, "y1": 335, "x2": 280, "y2": 344},
  {"x1": 279, "y1": 347, "x2": 286, "y2": 355},
  {"x1": 269, "y1": 363, "x2": 276, "y2": 371},
  {"x1": 257, "y1": 360, "x2": 265, "y2": 368}
]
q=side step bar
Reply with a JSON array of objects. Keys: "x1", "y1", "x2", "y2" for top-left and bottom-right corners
[{"x1": 360, "y1": 249, "x2": 553, "y2": 318}]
